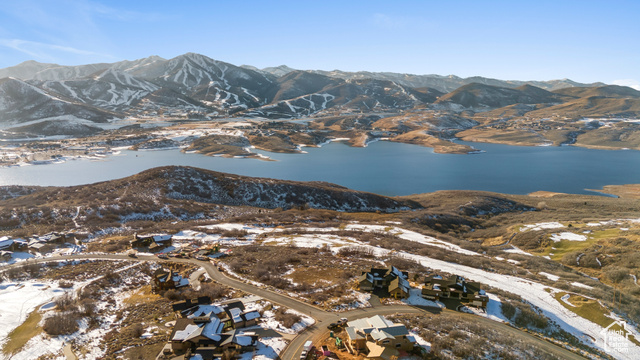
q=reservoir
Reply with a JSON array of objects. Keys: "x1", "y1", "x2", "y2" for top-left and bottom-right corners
[{"x1": 0, "y1": 140, "x2": 639, "y2": 196}]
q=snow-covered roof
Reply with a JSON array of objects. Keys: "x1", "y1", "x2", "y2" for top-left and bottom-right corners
[
  {"x1": 348, "y1": 315, "x2": 393, "y2": 331},
  {"x1": 173, "y1": 324, "x2": 201, "y2": 341},
  {"x1": 188, "y1": 305, "x2": 225, "y2": 317},
  {"x1": 346, "y1": 326, "x2": 363, "y2": 340},
  {"x1": 202, "y1": 318, "x2": 223, "y2": 339},
  {"x1": 176, "y1": 277, "x2": 190, "y2": 288},
  {"x1": 370, "y1": 329, "x2": 395, "y2": 341},
  {"x1": 368, "y1": 315, "x2": 392, "y2": 328},
  {"x1": 0, "y1": 239, "x2": 13, "y2": 249},
  {"x1": 243, "y1": 310, "x2": 260, "y2": 321},
  {"x1": 229, "y1": 307, "x2": 243, "y2": 323},
  {"x1": 235, "y1": 335, "x2": 253, "y2": 346},
  {"x1": 153, "y1": 235, "x2": 172, "y2": 242}
]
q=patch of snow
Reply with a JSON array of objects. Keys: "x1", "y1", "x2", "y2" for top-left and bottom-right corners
[
  {"x1": 0, "y1": 281, "x2": 71, "y2": 347},
  {"x1": 571, "y1": 282, "x2": 594, "y2": 290},
  {"x1": 503, "y1": 246, "x2": 533, "y2": 256},
  {"x1": 539, "y1": 272, "x2": 560, "y2": 281},
  {"x1": 550, "y1": 232, "x2": 588, "y2": 242},
  {"x1": 561, "y1": 294, "x2": 577, "y2": 307},
  {"x1": 403, "y1": 288, "x2": 445, "y2": 308},
  {"x1": 521, "y1": 222, "x2": 565, "y2": 231}
]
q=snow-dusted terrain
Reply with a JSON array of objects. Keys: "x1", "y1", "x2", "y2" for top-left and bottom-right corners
[{"x1": 199, "y1": 222, "x2": 640, "y2": 359}]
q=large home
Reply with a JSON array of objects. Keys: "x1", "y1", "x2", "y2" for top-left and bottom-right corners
[
  {"x1": 25, "y1": 232, "x2": 69, "y2": 254},
  {"x1": 0, "y1": 237, "x2": 27, "y2": 252},
  {"x1": 131, "y1": 233, "x2": 172, "y2": 252},
  {"x1": 152, "y1": 268, "x2": 189, "y2": 291},
  {"x1": 344, "y1": 315, "x2": 417, "y2": 360},
  {"x1": 178, "y1": 300, "x2": 261, "y2": 330},
  {"x1": 358, "y1": 266, "x2": 410, "y2": 299},
  {"x1": 167, "y1": 300, "x2": 260, "y2": 359},
  {"x1": 421, "y1": 274, "x2": 488, "y2": 308}
]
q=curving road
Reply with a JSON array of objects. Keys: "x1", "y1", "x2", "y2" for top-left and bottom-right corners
[{"x1": 4, "y1": 254, "x2": 587, "y2": 360}]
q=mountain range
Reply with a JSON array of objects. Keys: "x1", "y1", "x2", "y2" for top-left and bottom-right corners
[{"x1": 0, "y1": 52, "x2": 638, "y2": 136}]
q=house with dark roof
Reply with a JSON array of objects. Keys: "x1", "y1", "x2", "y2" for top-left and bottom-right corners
[
  {"x1": 171, "y1": 296, "x2": 212, "y2": 313},
  {"x1": 131, "y1": 233, "x2": 172, "y2": 252},
  {"x1": 178, "y1": 300, "x2": 261, "y2": 330},
  {"x1": 169, "y1": 317, "x2": 225, "y2": 352},
  {"x1": 152, "y1": 268, "x2": 189, "y2": 292},
  {"x1": 422, "y1": 274, "x2": 488, "y2": 308},
  {"x1": 167, "y1": 301, "x2": 260, "y2": 358},
  {"x1": 358, "y1": 266, "x2": 410, "y2": 299},
  {"x1": 0, "y1": 237, "x2": 27, "y2": 252},
  {"x1": 344, "y1": 315, "x2": 416, "y2": 359}
]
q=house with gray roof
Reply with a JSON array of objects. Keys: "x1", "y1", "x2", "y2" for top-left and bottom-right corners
[{"x1": 344, "y1": 315, "x2": 416, "y2": 359}]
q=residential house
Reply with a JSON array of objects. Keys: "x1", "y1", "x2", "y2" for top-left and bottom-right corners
[
  {"x1": 28, "y1": 239, "x2": 53, "y2": 254},
  {"x1": 0, "y1": 237, "x2": 27, "y2": 252},
  {"x1": 358, "y1": 266, "x2": 410, "y2": 299},
  {"x1": 172, "y1": 296, "x2": 212, "y2": 313},
  {"x1": 0, "y1": 250, "x2": 12, "y2": 262},
  {"x1": 179, "y1": 300, "x2": 261, "y2": 330},
  {"x1": 169, "y1": 317, "x2": 224, "y2": 352},
  {"x1": 131, "y1": 233, "x2": 172, "y2": 252},
  {"x1": 152, "y1": 268, "x2": 189, "y2": 291},
  {"x1": 344, "y1": 315, "x2": 416, "y2": 360},
  {"x1": 218, "y1": 329, "x2": 258, "y2": 353},
  {"x1": 167, "y1": 302, "x2": 259, "y2": 358},
  {"x1": 421, "y1": 274, "x2": 488, "y2": 308}
]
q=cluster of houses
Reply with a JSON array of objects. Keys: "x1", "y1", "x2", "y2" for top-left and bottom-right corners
[
  {"x1": 0, "y1": 233, "x2": 74, "y2": 261},
  {"x1": 358, "y1": 265, "x2": 489, "y2": 308},
  {"x1": 131, "y1": 233, "x2": 224, "y2": 260},
  {"x1": 164, "y1": 297, "x2": 262, "y2": 359},
  {"x1": 344, "y1": 315, "x2": 418, "y2": 360}
]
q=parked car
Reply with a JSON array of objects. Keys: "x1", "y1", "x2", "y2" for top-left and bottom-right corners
[
  {"x1": 336, "y1": 318, "x2": 348, "y2": 326},
  {"x1": 327, "y1": 323, "x2": 339, "y2": 330},
  {"x1": 127, "y1": 253, "x2": 137, "y2": 258},
  {"x1": 157, "y1": 253, "x2": 168, "y2": 259}
]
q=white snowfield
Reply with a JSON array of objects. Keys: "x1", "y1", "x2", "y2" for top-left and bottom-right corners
[
  {"x1": 521, "y1": 222, "x2": 565, "y2": 231},
  {"x1": 0, "y1": 281, "x2": 71, "y2": 348},
  {"x1": 550, "y1": 232, "x2": 588, "y2": 242},
  {"x1": 208, "y1": 222, "x2": 640, "y2": 360}
]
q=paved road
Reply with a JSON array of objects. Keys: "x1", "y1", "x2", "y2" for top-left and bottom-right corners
[{"x1": 5, "y1": 254, "x2": 587, "y2": 360}]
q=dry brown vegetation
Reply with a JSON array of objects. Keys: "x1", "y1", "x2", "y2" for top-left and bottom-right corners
[
  {"x1": 388, "y1": 313, "x2": 597, "y2": 360},
  {"x1": 220, "y1": 244, "x2": 379, "y2": 308}
]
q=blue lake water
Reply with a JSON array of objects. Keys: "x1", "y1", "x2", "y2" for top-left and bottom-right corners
[{"x1": 0, "y1": 140, "x2": 639, "y2": 196}]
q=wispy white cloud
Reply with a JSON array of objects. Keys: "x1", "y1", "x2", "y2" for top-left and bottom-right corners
[
  {"x1": 612, "y1": 79, "x2": 640, "y2": 91},
  {"x1": 0, "y1": 38, "x2": 116, "y2": 62}
]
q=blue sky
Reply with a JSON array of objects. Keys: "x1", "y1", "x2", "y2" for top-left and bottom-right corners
[{"x1": 0, "y1": 0, "x2": 638, "y2": 88}]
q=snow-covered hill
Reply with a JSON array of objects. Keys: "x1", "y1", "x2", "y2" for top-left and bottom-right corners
[{"x1": 0, "y1": 52, "x2": 634, "y2": 136}]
